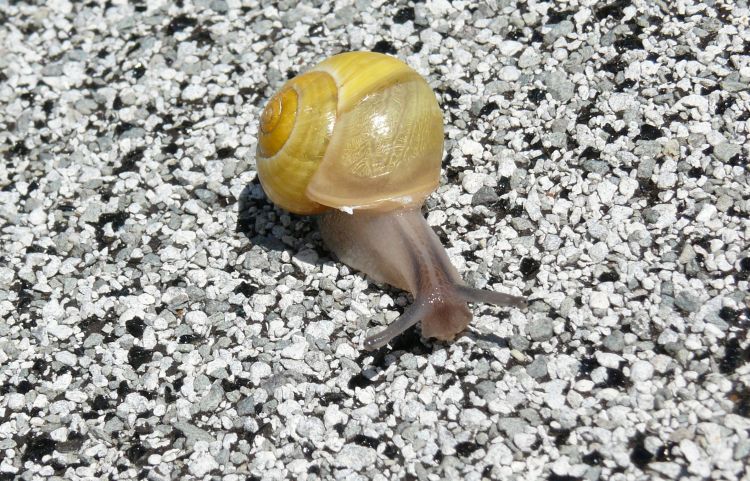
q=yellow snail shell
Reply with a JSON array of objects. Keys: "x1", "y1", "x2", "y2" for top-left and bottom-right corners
[
  {"x1": 255, "y1": 51, "x2": 526, "y2": 350},
  {"x1": 256, "y1": 51, "x2": 444, "y2": 214}
]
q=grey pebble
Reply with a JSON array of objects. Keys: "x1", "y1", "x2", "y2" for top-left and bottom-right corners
[
  {"x1": 198, "y1": 383, "x2": 224, "y2": 412},
  {"x1": 734, "y1": 439, "x2": 750, "y2": 461},
  {"x1": 509, "y1": 335, "x2": 530, "y2": 351},
  {"x1": 173, "y1": 421, "x2": 215, "y2": 446},
  {"x1": 602, "y1": 330, "x2": 625, "y2": 352},
  {"x1": 543, "y1": 71, "x2": 575, "y2": 102},
  {"x1": 526, "y1": 355, "x2": 548, "y2": 379},
  {"x1": 545, "y1": 21, "x2": 574, "y2": 42},
  {"x1": 581, "y1": 159, "x2": 609, "y2": 175},
  {"x1": 674, "y1": 289, "x2": 701, "y2": 313},
  {"x1": 210, "y1": 0, "x2": 228, "y2": 13},
  {"x1": 334, "y1": 445, "x2": 377, "y2": 471},
  {"x1": 712, "y1": 142, "x2": 741, "y2": 162},
  {"x1": 497, "y1": 417, "x2": 528, "y2": 437},
  {"x1": 637, "y1": 157, "x2": 656, "y2": 179},
  {"x1": 471, "y1": 185, "x2": 499, "y2": 206},
  {"x1": 527, "y1": 318, "x2": 553, "y2": 342}
]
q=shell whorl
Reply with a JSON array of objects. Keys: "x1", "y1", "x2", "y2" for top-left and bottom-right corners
[
  {"x1": 256, "y1": 71, "x2": 337, "y2": 215},
  {"x1": 256, "y1": 52, "x2": 444, "y2": 215}
]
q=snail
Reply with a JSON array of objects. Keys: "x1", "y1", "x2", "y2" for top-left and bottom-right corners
[{"x1": 255, "y1": 51, "x2": 526, "y2": 350}]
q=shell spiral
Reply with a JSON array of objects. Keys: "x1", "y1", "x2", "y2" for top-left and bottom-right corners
[{"x1": 256, "y1": 52, "x2": 444, "y2": 215}]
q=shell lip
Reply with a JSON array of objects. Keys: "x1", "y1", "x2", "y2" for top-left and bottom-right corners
[{"x1": 312, "y1": 193, "x2": 423, "y2": 215}]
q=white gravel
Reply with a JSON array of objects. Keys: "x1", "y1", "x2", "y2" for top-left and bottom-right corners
[{"x1": 0, "y1": 1, "x2": 748, "y2": 480}]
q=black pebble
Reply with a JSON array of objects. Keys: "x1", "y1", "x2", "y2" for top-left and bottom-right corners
[
  {"x1": 372, "y1": 40, "x2": 397, "y2": 55},
  {"x1": 638, "y1": 124, "x2": 663, "y2": 141},
  {"x1": 22, "y1": 435, "x2": 56, "y2": 462},
  {"x1": 128, "y1": 346, "x2": 152, "y2": 370},
  {"x1": 125, "y1": 318, "x2": 146, "y2": 338},
  {"x1": 520, "y1": 257, "x2": 541, "y2": 279},
  {"x1": 393, "y1": 7, "x2": 415, "y2": 23}
]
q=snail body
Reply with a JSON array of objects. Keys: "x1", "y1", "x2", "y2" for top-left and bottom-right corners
[{"x1": 256, "y1": 51, "x2": 525, "y2": 350}]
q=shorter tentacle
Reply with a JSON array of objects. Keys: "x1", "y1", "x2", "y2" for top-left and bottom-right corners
[
  {"x1": 364, "y1": 301, "x2": 428, "y2": 350},
  {"x1": 455, "y1": 285, "x2": 527, "y2": 309}
]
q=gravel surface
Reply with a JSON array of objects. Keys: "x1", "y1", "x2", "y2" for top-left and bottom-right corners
[{"x1": 1, "y1": 1, "x2": 749, "y2": 480}]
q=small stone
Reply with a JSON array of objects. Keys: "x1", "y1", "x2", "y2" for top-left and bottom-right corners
[
  {"x1": 6, "y1": 393, "x2": 25, "y2": 411},
  {"x1": 472, "y1": 186, "x2": 499, "y2": 206},
  {"x1": 334, "y1": 445, "x2": 376, "y2": 471},
  {"x1": 173, "y1": 421, "x2": 215, "y2": 445},
  {"x1": 674, "y1": 290, "x2": 701, "y2": 312},
  {"x1": 48, "y1": 324, "x2": 74, "y2": 340},
  {"x1": 677, "y1": 245, "x2": 696, "y2": 269},
  {"x1": 499, "y1": 65, "x2": 521, "y2": 81},
  {"x1": 734, "y1": 439, "x2": 750, "y2": 461},
  {"x1": 545, "y1": 20, "x2": 574, "y2": 40},
  {"x1": 280, "y1": 340, "x2": 307, "y2": 360},
  {"x1": 305, "y1": 320, "x2": 336, "y2": 340},
  {"x1": 642, "y1": 204, "x2": 676, "y2": 228},
  {"x1": 513, "y1": 432, "x2": 536, "y2": 452},
  {"x1": 510, "y1": 335, "x2": 530, "y2": 351},
  {"x1": 103, "y1": 417, "x2": 124, "y2": 434},
  {"x1": 499, "y1": 40, "x2": 523, "y2": 56},
  {"x1": 602, "y1": 330, "x2": 625, "y2": 352},
  {"x1": 497, "y1": 417, "x2": 528, "y2": 437},
  {"x1": 527, "y1": 318, "x2": 553, "y2": 342},
  {"x1": 657, "y1": 329, "x2": 679, "y2": 345},
  {"x1": 696, "y1": 204, "x2": 717, "y2": 223},
  {"x1": 649, "y1": 462, "x2": 683, "y2": 478},
  {"x1": 174, "y1": 230, "x2": 196, "y2": 245},
  {"x1": 54, "y1": 351, "x2": 77, "y2": 366},
  {"x1": 485, "y1": 442, "x2": 513, "y2": 465},
  {"x1": 237, "y1": 396, "x2": 256, "y2": 416},
  {"x1": 637, "y1": 157, "x2": 656, "y2": 178},
  {"x1": 543, "y1": 380, "x2": 567, "y2": 409},
  {"x1": 518, "y1": 48, "x2": 541, "y2": 68},
  {"x1": 459, "y1": 138, "x2": 484, "y2": 158},
  {"x1": 630, "y1": 360, "x2": 654, "y2": 381},
  {"x1": 460, "y1": 408, "x2": 488, "y2": 428},
  {"x1": 680, "y1": 94, "x2": 709, "y2": 111},
  {"x1": 50, "y1": 427, "x2": 68, "y2": 442},
  {"x1": 574, "y1": 379, "x2": 594, "y2": 392},
  {"x1": 249, "y1": 362, "x2": 272, "y2": 384},
  {"x1": 679, "y1": 439, "x2": 702, "y2": 462},
  {"x1": 589, "y1": 291, "x2": 609, "y2": 310},
  {"x1": 722, "y1": 79, "x2": 748, "y2": 92},
  {"x1": 426, "y1": 0, "x2": 452, "y2": 16},
  {"x1": 210, "y1": 0, "x2": 228, "y2": 13},
  {"x1": 712, "y1": 142, "x2": 741, "y2": 163},
  {"x1": 609, "y1": 93, "x2": 635, "y2": 112},
  {"x1": 543, "y1": 71, "x2": 574, "y2": 102},
  {"x1": 595, "y1": 351, "x2": 623, "y2": 369},
  {"x1": 292, "y1": 249, "x2": 318, "y2": 273},
  {"x1": 597, "y1": 181, "x2": 618, "y2": 205},
  {"x1": 582, "y1": 159, "x2": 609, "y2": 175},
  {"x1": 189, "y1": 452, "x2": 218, "y2": 477},
  {"x1": 185, "y1": 311, "x2": 209, "y2": 326},
  {"x1": 198, "y1": 384, "x2": 224, "y2": 412},
  {"x1": 182, "y1": 84, "x2": 208, "y2": 101},
  {"x1": 296, "y1": 416, "x2": 326, "y2": 443},
  {"x1": 462, "y1": 171, "x2": 486, "y2": 194},
  {"x1": 74, "y1": 98, "x2": 98, "y2": 115}
]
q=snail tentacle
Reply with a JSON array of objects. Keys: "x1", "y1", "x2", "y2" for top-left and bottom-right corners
[
  {"x1": 454, "y1": 285, "x2": 527, "y2": 309},
  {"x1": 364, "y1": 301, "x2": 428, "y2": 350}
]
